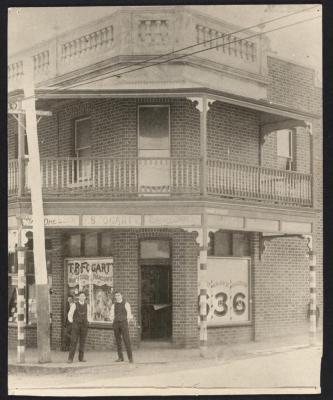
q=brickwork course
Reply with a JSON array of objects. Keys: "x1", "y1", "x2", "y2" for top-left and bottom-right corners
[{"x1": 8, "y1": 51, "x2": 322, "y2": 351}]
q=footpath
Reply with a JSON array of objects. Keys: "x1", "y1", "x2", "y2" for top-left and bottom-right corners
[{"x1": 8, "y1": 333, "x2": 322, "y2": 375}]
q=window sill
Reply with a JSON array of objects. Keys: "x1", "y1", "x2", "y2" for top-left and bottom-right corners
[{"x1": 88, "y1": 322, "x2": 113, "y2": 330}]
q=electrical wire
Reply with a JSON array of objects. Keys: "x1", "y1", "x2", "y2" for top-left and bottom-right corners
[
  {"x1": 47, "y1": 5, "x2": 319, "y2": 86},
  {"x1": 12, "y1": 8, "x2": 321, "y2": 102},
  {"x1": 49, "y1": 14, "x2": 321, "y2": 93}
]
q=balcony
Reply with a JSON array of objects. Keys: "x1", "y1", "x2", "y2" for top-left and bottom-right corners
[{"x1": 8, "y1": 157, "x2": 312, "y2": 207}]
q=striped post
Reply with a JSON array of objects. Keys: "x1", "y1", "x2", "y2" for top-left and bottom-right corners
[
  {"x1": 199, "y1": 246, "x2": 208, "y2": 357},
  {"x1": 309, "y1": 250, "x2": 317, "y2": 346},
  {"x1": 17, "y1": 246, "x2": 26, "y2": 363}
]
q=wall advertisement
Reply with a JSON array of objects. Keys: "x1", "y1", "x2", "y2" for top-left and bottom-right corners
[
  {"x1": 199, "y1": 257, "x2": 251, "y2": 326},
  {"x1": 66, "y1": 258, "x2": 114, "y2": 323}
]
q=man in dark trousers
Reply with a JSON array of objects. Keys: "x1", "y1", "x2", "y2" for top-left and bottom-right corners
[
  {"x1": 110, "y1": 291, "x2": 133, "y2": 363},
  {"x1": 67, "y1": 291, "x2": 89, "y2": 363},
  {"x1": 64, "y1": 295, "x2": 74, "y2": 351}
]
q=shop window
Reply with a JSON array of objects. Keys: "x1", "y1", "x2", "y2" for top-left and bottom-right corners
[
  {"x1": 208, "y1": 231, "x2": 251, "y2": 257},
  {"x1": 68, "y1": 234, "x2": 81, "y2": 257},
  {"x1": 84, "y1": 232, "x2": 98, "y2": 256},
  {"x1": 66, "y1": 257, "x2": 114, "y2": 323},
  {"x1": 276, "y1": 129, "x2": 295, "y2": 170},
  {"x1": 8, "y1": 246, "x2": 52, "y2": 325},
  {"x1": 140, "y1": 240, "x2": 170, "y2": 259},
  {"x1": 101, "y1": 232, "x2": 113, "y2": 256}
]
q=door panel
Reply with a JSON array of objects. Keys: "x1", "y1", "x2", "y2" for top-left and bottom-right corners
[{"x1": 141, "y1": 266, "x2": 172, "y2": 339}]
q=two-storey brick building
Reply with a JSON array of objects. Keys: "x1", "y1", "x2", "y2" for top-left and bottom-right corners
[{"x1": 8, "y1": 6, "x2": 322, "y2": 351}]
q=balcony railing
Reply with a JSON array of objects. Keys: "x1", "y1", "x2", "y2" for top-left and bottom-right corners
[{"x1": 8, "y1": 157, "x2": 312, "y2": 207}]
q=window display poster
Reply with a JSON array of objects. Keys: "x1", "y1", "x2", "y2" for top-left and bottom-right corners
[
  {"x1": 66, "y1": 258, "x2": 113, "y2": 323},
  {"x1": 199, "y1": 258, "x2": 250, "y2": 326}
]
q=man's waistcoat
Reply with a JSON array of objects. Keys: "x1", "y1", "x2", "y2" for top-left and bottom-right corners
[
  {"x1": 114, "y1": 301, "x2": 127, "y2": 322},
  {"x1": 73, "y1": 302, "x2": 88, "y2": 325}
]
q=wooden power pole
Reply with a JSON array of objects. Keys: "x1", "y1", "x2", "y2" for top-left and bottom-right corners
[{"x1": 22, "y1": 57, "x2": 51, "y2": 363}]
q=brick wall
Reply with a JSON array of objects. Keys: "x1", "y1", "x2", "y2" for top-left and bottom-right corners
[
  {"x1": 252, "y1": 233, "x2": 311, "y2": 340},
  {"x1": 208, "y1": 102, "x2": 260, "y2": 165},
  {"x1": 267, "y1": 56, "x2": 321, "y2": 115},
  {"x1": 8, "y1": 95, "x2": 313, "y2": 176}
]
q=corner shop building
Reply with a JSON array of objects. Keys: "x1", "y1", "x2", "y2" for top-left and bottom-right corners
[{"x1": 7, "y1": 6, "x2": 322, "y2": 351}]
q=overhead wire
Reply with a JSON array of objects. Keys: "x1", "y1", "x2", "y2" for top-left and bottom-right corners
[
  {"x1": 12, "y1": 6, "x2": 321, "y2": 102},
  {"x1": 49, "y1": 14, "x2": 321, "y2": 93},
  {"x1": 49, "y1": 5, "x2": 319, "y2": 86}
]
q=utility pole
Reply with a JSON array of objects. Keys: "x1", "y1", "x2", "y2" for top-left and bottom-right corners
[{"x1": 22, "y1": 56, "x2": 51, "y2": 363}]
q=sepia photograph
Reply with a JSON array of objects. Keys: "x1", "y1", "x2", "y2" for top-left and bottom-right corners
[{"x1": 7, "y1": 3, "x2": 322, "y2": 396}]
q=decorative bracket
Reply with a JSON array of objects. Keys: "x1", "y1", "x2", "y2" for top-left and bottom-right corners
[
  {"x1": 183, "y1": 228, "x2": 203, "y2": 246},
  {"x1": 186, "y1": 97, "x2": 216, "y2": 113},
  {"x1": 302, "y1": 234, "x2": 313, "y2": 258},
  {"x1": 259, "y1": 232, "x2": 305, "y2": 260}
]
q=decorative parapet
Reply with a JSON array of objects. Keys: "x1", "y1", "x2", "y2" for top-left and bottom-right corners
[
  {"x1": 195, "y1": 24, "x2": 257, "y2": 63},
  {"x1": 61, "y1": 25, "x2": 114, "y2": 62},
  {"x1": 8, "y1": 6, "x2": 268, "y2": 92}
]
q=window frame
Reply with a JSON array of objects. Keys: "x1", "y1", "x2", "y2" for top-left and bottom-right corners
[
  {"x1": 74, "y1": 116, "x2": 92, "y2": 157},
  {"x1": 137, "y1": 105, "x2": 171, "y2": 153},
  {"x1": 276, "y1": 128, "x2": 295, "y2": 170}
]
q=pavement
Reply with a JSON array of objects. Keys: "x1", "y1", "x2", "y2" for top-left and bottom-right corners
[
  {"x1": 8, "y1": 333, "x2": 322, "y2": 374},
  {"x1": 8, "y1": 334, "x2": 323, "y2": 396}
]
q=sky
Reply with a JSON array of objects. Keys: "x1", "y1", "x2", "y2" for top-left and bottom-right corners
[{"x1": 8, "y1": 5, "x2": 322, "y2": 84}]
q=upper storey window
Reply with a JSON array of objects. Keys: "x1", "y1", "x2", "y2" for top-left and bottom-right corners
[
  {"x1": 74, "y1": 117, "x2": 92, "y2": 182},
  {"x1": 276, "y1": 129, "x2": 295, "y2": 170},
  {"x1": 75, "y1": 117, "x2": 91, "y2": 157}
]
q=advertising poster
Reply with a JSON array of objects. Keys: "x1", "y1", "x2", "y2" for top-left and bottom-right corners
[
  {"x1": 199, "y1": 257, "x2": 250, "y2": 326},
  {"x1": 66, "y1": 258, "x2": 114, "y2": 323}
]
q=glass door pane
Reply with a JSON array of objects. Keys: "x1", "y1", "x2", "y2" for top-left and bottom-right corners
[{"x1": 138, "y1": 106, "x2": 170, "y2": 195}]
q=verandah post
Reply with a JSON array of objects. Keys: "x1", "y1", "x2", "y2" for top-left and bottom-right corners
[{"x1": 199, "y1": 213, "x2": 208, "y2": 357}]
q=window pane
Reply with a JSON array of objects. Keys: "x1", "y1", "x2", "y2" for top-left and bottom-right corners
[
  {"x1": 84, "y1": 233, "x2": 98, "y2": 256},
  {"x1": 77, "y1": 148, "x2": 91, "y2": 157},
  {"x1": 76, "y1": 119, "x2": 91, "y2": 149},
  {"x1": 214, "y1": 231, "x2": 232, "y2": 256},
  {"x1": 232, "y1": 233, "x2": 250, "y2": 256},
  {"x1": 277, "y1": 129, "x2": 291, "y2": 158},
  {"x1": 101, "y1": 232, "x2": 113, "y2": 256},
  {"x1": 139, "y1": 107, "x2": 169, "y2": 150},
  {"x1": 68, "y1": 234, "x2": 81, "y2": 257},
  {"x1": 140, "y1": 240, "x2": 170, "y2": 259}
]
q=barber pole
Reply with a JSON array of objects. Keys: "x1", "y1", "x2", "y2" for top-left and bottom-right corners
[
  {"x1": 17, "y1": 246, "x2": 26, "y2": 363},
  {"x1": 309, "y1": 250, "x2": 317, "y2": 345},
  {"x1": 199, "y1": 246, "x2": 208, "y2": 357}
]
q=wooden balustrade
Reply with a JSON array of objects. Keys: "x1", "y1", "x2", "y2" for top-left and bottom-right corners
[
  {"x1": 8, "y1": 157, "x2": 312, "y2": 206},
  {"x1": 207, "y1": 159, "x2": 312, "y2": 206}
]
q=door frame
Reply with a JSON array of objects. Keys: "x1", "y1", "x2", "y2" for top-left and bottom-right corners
[{"x1": 138, "y1": 237, "x2": 172, "y2": 341}]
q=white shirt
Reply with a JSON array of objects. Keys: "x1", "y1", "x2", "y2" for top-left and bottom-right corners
[
  {"x1": 110, "y1": 302, "x2": 133, "y2": 323},
  {"x1": 68, "y1": 302, "x2": 91, "y2": 323}
]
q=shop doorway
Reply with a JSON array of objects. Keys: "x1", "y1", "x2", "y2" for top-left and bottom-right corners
[{"x1": 141, "y1": 265, "x2": 172, "y2": 340}]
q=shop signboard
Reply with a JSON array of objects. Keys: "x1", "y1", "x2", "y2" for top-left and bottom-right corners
[
  {"x1": 199, "y1": 257, "x2": 250, "y2": 326},
  {"x1": 66, "y1": 258, "x2": 114, "y2": 323}
]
